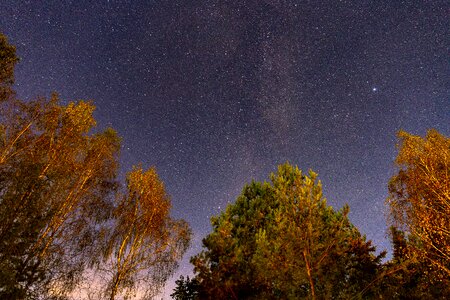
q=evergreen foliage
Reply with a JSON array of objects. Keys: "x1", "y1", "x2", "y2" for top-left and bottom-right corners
[{"x1": 190, "y1": 164, "x2": 385, "y2": 299}]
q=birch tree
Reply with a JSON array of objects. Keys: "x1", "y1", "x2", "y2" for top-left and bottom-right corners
[
  {"x1": 0, "y1": 94, "x2": 120, "y2": 298},
  {"x1": 387, "y1": 129, "x2": 450, "y2": 277},
  {"x1": 103, "y1": 166, "x2": 191, "y2": 300}
]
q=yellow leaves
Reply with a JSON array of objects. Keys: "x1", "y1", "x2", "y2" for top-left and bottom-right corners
[
  {"x1": 116, "y1": 165, "x2": 179, "y2": 253},
  {"x1": 124, "y1": 166, "x2": 170, "y2": 226},
  {"x1": 0, "y1": 121, "x2": 32, "y2": 164},
  {"x1": 0, "y1": 33, "x2": 189, "y2": 298},
  {"x1": 388, "y1": 129, "x2": 450, "y2": 276},
  {"x1": 63, "y1": 100, "x2": 96, "y2": 135},
  {"x1": 0, "y1": 89, "x2": 126, "y2": 297},
  {"x1": 40, "y1": 93, "x2": 62, "y2": 132},
  {"x1": 127, "y1": 166, "x2": 164, "y2": 197},
  {"x1": 106, "y1": 165, "x2": 191, "y2": 299}
]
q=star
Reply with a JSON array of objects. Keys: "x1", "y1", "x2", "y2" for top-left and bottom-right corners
[{"x1": 1, "y1": 1, "x2": 448, "y2": 297}]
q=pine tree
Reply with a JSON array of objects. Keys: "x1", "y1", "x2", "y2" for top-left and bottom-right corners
[{"x1": 190, "y1": 163, "x2": 384, "y2": 299}]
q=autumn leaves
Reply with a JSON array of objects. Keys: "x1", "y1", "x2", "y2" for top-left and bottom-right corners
[{"x1": 0, "y1": 33, "x2": 190, "y2": 299}]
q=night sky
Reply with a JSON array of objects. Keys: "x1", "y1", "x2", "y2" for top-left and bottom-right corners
[{"x1": 1, "y1": 0, "x2": 449, "y2": 297}]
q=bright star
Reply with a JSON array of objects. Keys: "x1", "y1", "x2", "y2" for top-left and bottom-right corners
[{"x1": 372, "y1": 87, "x2": 378, "y2": 92}]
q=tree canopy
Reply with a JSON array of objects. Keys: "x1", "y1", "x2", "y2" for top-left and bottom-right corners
[
  {"x1": 387, "y1": 129, "x2": 450, "y2": 277},
  {"x1": 2, "y1": 30, "x2": 450, "y2": 300},
  {"x1": 0, "y1": 32, "x2": 191, "y2": 300},
  {"x1": 0, "y1": 90, "x2": 121, "y2": 298},
  {"x1": 190, "y1": 163, "x2": 384, "y2": 299},
  {"x1": 102, "y1": 166, "x2": 191, "y2": 300},
  {"x1": 0, "y1": 33, "x2": 18, "y2": 99},
  {"x1": 378, "y1": 226, "x2": 450, "y2": 299}
]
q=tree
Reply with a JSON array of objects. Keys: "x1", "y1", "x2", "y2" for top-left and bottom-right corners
[
  {"x1": 0, "y1": 32, "x2": 191, "y2": 299},
  {"x1": 190, "y1": 163, "x2": 384, "y2": 299},
  {"x1": 386, "y1": 129, "x2": 450, "y2": 277},
  {"x1": 378, "y1": 227, "x2": 450, "y2": 299},
  {"x1": 101, "y1": 166, "x2": 191, "y2": 300},
  {"x1": 0, "y1": 94, "x2": 121, "y2": 299},
  {"x1": 0, "y1": 32, "x2": 18, "y2": 100},
  {"x1": 171, "y1": 275, "x2": 200, "y2": 300}
]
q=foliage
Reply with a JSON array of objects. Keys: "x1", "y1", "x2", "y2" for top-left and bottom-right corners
[
  {"x1": 387, "y1": 129, "x2": 450, "y2": 277},
  {"x1": 0, "y1": 32, "x2": 18, "y2": 100},
  {"x1": 190, "y1": 163, "x2": 384, "y2": 299},
  {"x1": 0, "y1": 93, "x2": 121, "y2": 298},
  {"x1": 170, "y1": 276, "x2": 200, "y2": 300},
  {"x1": 378, "y1": 227, "x2": 450, "y2": 299},
  {"x1": 101, "y1": 166, "x2": 191, "y2": 300},
  {"x1": 0, "y1": 32, "x2": 191, "y2": 299}
]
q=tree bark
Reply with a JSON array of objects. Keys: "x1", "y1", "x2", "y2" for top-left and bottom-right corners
[{"x1": 303, "y1": 250, "x2": 316, "y2": 300}]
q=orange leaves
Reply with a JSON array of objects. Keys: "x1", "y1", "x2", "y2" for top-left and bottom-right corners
[
  {"x1": 0, "y1": 92, "x2": 121, "y2": 297},
  {"x1": 105, "y1": 166, "x2": 191, "y2": 299},
  {"x1": 118, "y1": 166, "x2": 170, "y2": 231},
  {"x1": 387, "y1": 129, "x2": 450, "y2": 277},
  {"x1": 62, "y1": 100, "x2": 96, "y2": 135},
  {"x1": 0, "y1": 33, "x2": 189, "y2": 298}
]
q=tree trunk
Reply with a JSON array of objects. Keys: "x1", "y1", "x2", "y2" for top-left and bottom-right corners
[
  {"x1": 303, "y1": 250, "x2": 316, "y2": 300},
  {"x1": 109, "y1": 275, "x2": 120, "y2": 300}
]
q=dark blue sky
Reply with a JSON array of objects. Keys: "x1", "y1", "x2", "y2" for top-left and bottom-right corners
[{"x1": 1, "y1": 0, "x2": 449, "y2": 297}]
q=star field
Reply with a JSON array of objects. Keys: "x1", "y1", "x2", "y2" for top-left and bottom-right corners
[{"x1": 1, "y1": 0, "x2": 449, "y2": 297}]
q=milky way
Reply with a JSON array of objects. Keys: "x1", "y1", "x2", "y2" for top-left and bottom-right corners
[{"x1": 1, "y1": 0, "x2": 449, "y2": 297}]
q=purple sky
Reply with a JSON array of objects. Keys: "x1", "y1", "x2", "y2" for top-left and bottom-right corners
[{"x1": 1, "y1": 0, "x2": 449, "y2": 297}]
